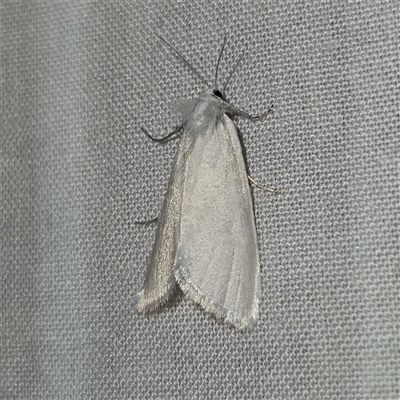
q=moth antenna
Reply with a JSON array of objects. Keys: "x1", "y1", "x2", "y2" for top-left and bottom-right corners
[
  {"x1": 214, "y1": 35, "x2": 227, "y2": 89},
  {"x1": 222, "y1": 53, "x2": 244, "y2": 93},
  {"x1": 154, "y1": 33, "x2": 209, "y2": 87}
]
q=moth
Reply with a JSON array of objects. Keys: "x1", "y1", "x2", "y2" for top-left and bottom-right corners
[{"x1": 134, "y1": 34, "x2": 274, "y2": 329}]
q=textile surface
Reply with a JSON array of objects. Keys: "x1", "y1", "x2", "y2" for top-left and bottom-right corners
[{"x1": 2, "y1": 2, "x2": 399, "y2": 399}]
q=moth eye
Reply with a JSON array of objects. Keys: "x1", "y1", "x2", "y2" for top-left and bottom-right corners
[{"x1": 213, "y1": 90, "x2": 223, "y2": 99}]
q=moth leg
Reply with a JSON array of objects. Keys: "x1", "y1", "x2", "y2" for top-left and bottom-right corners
[
  {"x1": 248, "y1": 175, "x2": 277, "y2": 193},
  {"x1": 140, "y1": 125, "x2": 183, "y2": 143},
  {"x1": 134, "y1": 217, "x2": 159, "y2": 225},
  {"x1": 229, "y1": 103, "x2": 273, "y2": 121}
]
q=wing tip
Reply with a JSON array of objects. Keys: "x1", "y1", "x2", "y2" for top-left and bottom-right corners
[
  {"x1": 133, "y1": 285, "x2": 176, "y2": 313},
  {"x1": 175, "y1": 266, "x2": 259, "y2": 330}
]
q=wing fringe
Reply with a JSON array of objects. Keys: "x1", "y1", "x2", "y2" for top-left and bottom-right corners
[
  {"x1": 174, "y1": 265, "x2": 259, "y2": 330},
  {"x1": 133, "y1": 281, "x2": 177, "y2": 313}
]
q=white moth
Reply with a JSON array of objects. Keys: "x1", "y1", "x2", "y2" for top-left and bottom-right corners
[{"x1": 134, "y1": 34, "x2": 274, "y2": 330}]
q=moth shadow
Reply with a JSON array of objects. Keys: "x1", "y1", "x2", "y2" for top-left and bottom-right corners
[
  {"x1": 148, "y1": 286, "x2": 185, "y2": 315},
  {"x1": 235, "y1": 124, "x2": 251, "y2": 173}
]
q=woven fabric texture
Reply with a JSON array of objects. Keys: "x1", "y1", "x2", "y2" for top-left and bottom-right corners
[{"x1": 2, "y1": 2, "x2": 399, "y2": 399}]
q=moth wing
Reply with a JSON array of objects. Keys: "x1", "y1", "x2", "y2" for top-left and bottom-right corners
[
  {"x1": 134, "y1": 132, "x2": 195, "y2": 312},
  {"x1": 174, "y1": 115, "x2": 260, "y2": 329}
]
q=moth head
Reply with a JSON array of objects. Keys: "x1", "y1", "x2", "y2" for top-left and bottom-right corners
[
  {"x1": 213, "y1": 89, "x2": 224, "y2": 100},
  {"x1": 201, "y1": 88, "x2": 226, "y2": 102}
]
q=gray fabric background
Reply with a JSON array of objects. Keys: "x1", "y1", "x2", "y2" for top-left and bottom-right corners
[{"x1": 2, "y1": 1, "x2": 399, "y2": 399}]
